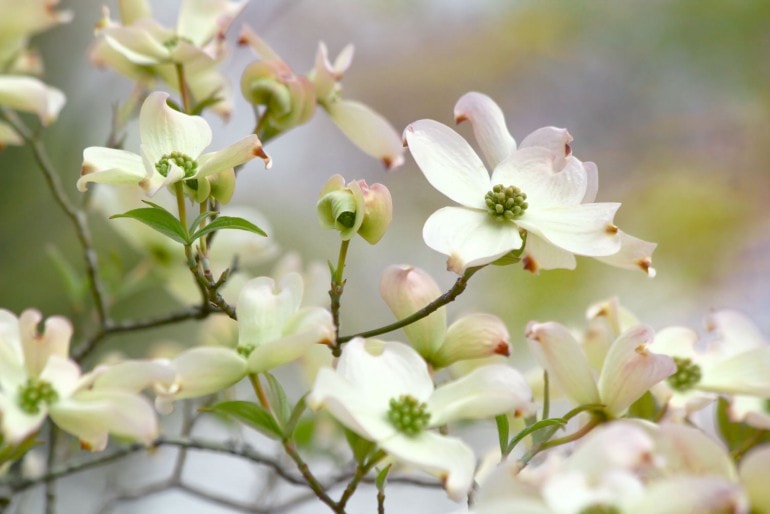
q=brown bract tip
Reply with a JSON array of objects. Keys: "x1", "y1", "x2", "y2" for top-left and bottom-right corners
[
  {"x1": 565, "y1": 142, "x2": 572, "y2": 156},
  {"x1": 455, "y1": 113, "x2": 468, "y2": 124},
  {"x1": 606, "y1": 224, "x2": 619, "y2": 235},
  {"x1": 81, "y1": 163, "x2": 95, "y2": 176},
  {"x1": 494, "y1": 341, "x2": 511, "y2": 357},
  {"x1": 522, "y1": 255, "x2": 538, "y2": 274},
  {"x1": 382, "y1": 156, "x2": 394, "y2": 168},
  {"x1": 637, "y1": 258, "x2": 652, "y2": 274},
  {"x1": 634, "y1": 344, "x2": 649, "y2": 356}
]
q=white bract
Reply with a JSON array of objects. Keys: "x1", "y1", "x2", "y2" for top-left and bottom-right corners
[
  {"x1": 77, "y1": 91, "x2": 270, "y2": 198},
  {"x1": 0, "y1": 309, "x2": 160, "y2": 451},
  {"x1": 403, "y1": 92, "x2": 655, "y2": 275},
  {"x1": 308, "y1": 337, "x2": 533, "y2": 500}
]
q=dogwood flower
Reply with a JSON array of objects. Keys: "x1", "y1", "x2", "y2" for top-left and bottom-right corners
[
  {"x1": 317, "y1": 174, "x2": 393, "y2": 243},
  {"x1": 0, "y1": 309, "x2": 160, "y2": 451},
  {"x1": 308, "y1": 338, "x2": 533, "y2": 500},
  {"x1": 89, "y1": 0, "x2": 245, "y2": 118},
  {"x1": 240, "y1": 26, "x2": 404, "y2": 168},
  {"x1": 379, "y1": 264, "x2": 511, "y2": 367},
  {"x1": 0, "y1": 0, "x2": 72, "y2": 63},
  {"x1": 471, "y1": 421, "x2": 747, "y2": 514},
  {"x1": 649, "y1": 310, "x2": 770, "y2": 426},
  {"x1": 527, "y1": 322, "x2": 675, "y2": 417},
  {"x1": 77, "y1": 91, "x2": 269, "y2": 198},
  {"x1": 404, "y1": 92, "x2": 652, "y2": 275}
]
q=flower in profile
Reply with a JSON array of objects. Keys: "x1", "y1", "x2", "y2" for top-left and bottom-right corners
[
  {"x1": 649, "y1": 310, "x2": 770, "y2": 427},
  {"x1": 240, "y1": 27, "x2": 404, "y2": 168},
  {"x1": 0, "y1": 309, "x2": 160, "y2": 451},
  {"x1": 88, "y1": 0, "x2": 246, "y2": 118},
  {"x1": 308, "y1": 338, "x2": 533, "y2": 500},
  {"x1": 78, "y1": 91, "x2": 270, "y2": 199},
  {"x1": 404, "y1": 91, "x2": 655, "y2": 275},
  {"x1": 379, "y1": 264, "x2": 511, "y2": 367},
  {"x1": 527, "y1": 321, "x2": 675, "y2": 417}
]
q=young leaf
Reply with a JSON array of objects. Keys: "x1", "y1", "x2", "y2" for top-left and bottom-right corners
[
  {"x1": 343, "y1": 427, "x2": 376, "y2": 465},
  {"x1": 188, "y1": 210, "x2": 218, "y2": 233},
  {"x1": 264, "y1": 372, "x2": 291, "y2": 429},
  {"x1": 204, "y1": 401, "x2": 282, "y2": 440},
  {"x1": 375, "y1": 464, "x2": 392, "y2": 491},
  {"x1": 284, "y1": 395, "x2": 308, "y2": 439},
  {"x1": 111, "y1": 207, "x2": 190, "y2": 245},
  {"x1": 190, "y1": 216, "x2": 266, "y2": 242},
  {"x1": 495, "y1": 414, "x2": 509, "y2": 457}
]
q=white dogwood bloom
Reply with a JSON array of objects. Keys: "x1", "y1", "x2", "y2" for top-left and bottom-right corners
[
  {"x1": 78, "y1": 91, "x2": 269, "y2": 198},
  {"x1": 471, "y1": 421, "x2": 747, "y2": 514},
  {"x1": 527, "y1": 322, "x2": 675, "y2": 417},
  {"x1": 0, "y1": 309, "x2": 160, "y2": 451},
  {"x1": 404, "y1": 91, "x2": 655, "y2": 275},
  {"x1": 649, "y1": 310, "x2": 770, "y2": 426},
  {"x1": 308, "y1": 338, "x2": 533, "y2": 500}
]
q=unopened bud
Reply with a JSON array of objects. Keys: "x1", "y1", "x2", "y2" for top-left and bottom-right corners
[
  {"x1": 357, "y1": 181, "x2": 392, "y2": 244},
  {"x1": 379, "y1": 265, "x2": 445, "y2": 359},
  {"x1": 431, "y1": 313, "x2": 511, "y2": 368}
]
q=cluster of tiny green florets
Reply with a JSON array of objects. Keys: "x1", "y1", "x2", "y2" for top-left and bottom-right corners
[
  {"x1": 17, "y1": 378, "x2": 59, "y2": 414},
  {"x1": 667, "y1": 357, "x2": 702, "y2": 392},
  {"x1": 155, "y1": 151, "x2": 198, "y2": 178},
  {"x1": 387, "y1": 395, "x2": 431, "y2": 436},
  {"x1": 162, "y1": 35, "x2": 194, "y2": 50},
  {"x1": 485, "y1": 184, "x2": 528, "y2": 221},
  {"x1": 237, "y1": 344, "x2": 255, "y2": 359}
]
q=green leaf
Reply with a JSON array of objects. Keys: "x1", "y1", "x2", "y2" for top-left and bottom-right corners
[
  {"x1": 284, "y1": 395, "x2": 308, "y2": 439},
  {"x1": 344, "y1": 427, "x2": 376, "y2": 465},
  {"x1": 189, "y1": 215, "x2": 266, "y2": 242},
  {"x1": 506, "y1": 418, "x2": 566, "y2": 455},
  {"x1": 188, "y1": 210, "x2": 218, "y2": 233},
  {"x1": 264, "y1": 372, "x2": 291, "y2": 429},
  {"x1": 203, "y1": 401, "x2": 282, "y2": 440},
  {"x1": 111, "y1": 207, "x2": 190, "y2": 245},
  {"x1": 627, "y1": 391, "x2": 659, "y2": 421},
  {"x1": 562, "y1": 403, "x2": 606, "y2": 421},
  {"x1": 375, "y1": 464, "x2": 392, "y2": 491},
  {"x1": 495, "y1": 414, "x2": 509, "y2": 456}
]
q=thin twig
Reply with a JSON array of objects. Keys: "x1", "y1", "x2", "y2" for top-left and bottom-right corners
[
  {"x1": 338, "y1": 266, "x2": 483, "y2": 343},
  {"x1": 0, "y1": 108, "x2": 110, "y2": 328}
]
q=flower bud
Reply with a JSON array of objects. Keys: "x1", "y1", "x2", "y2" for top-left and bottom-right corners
[
  {"x1": 379, "y1": 265, "x2": 445, "y2": 359},
  {"x1": 431, "y1": 313, "x2": 511, "y2": 368},
  {"x1": 317, "y1": 175, "x2": 365, "y2": 240},
  {"x1": 357, "y1": 181, "x2": 392, "y2": 244},
  {"x1": 317, "y1": 175, "x2": 392, "y2": 243}
]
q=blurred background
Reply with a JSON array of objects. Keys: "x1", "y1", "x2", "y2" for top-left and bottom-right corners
[{"x1": 1, "y1": 0, "x2": 769, "y2": 512}]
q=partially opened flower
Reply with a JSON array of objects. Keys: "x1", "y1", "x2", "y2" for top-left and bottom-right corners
[
  {"x1": 527, "y1": 322, "x2": 675, "y2": 417},
  {"x1": 240, "y1": 28, "x2": 404, "y2": 168},
  {"x1": 404, "y1": 91, "x2": 655, "y2": 275},
  {"x1": 236, "y1": 273, "x2": 334, "y2": 374},
  {"x1": 78, "y1": 91, "x2": 270, "y2": 199},
  {"x1": 0, "y1": 309, "x2": 160, "y2": 451},
  {"x1": 308, "y1": 338, "x2": 533, "y2": 500},
  {"x1": 379, "y1": 264, "x2": 511, "y2": 367},
  {"x1": 89, "y1": 0, "x2": 245, "y2": 118},
  {"x1": 649, "y1": 310, "x2": 770, "y2": 425}
]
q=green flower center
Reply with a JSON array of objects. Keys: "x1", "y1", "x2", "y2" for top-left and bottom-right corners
[
  {"x1": 667, "y1": 357, "x2": 702, "y2": 392},
  {"x1": 387, "y1": 395, "x2": 430, "y2": 436},
  {"x1": 237, "y1": 344, "x2": 255, "y2": 359},
  {"x1": 485, "y1": 184, "x2": 528, "y2": 221},
  {"x1": 578, "y1": 504, "x2": 621, "y2": 514},
  {"x1": 18, "y1": 378, "x2": 58, "y2": 414},
  {"x1": 155, "y1": 152, "x2": 198, "y2": 179},
  {"x1": 162, "y1": 35, "x2": 194, "y2": 50}
]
